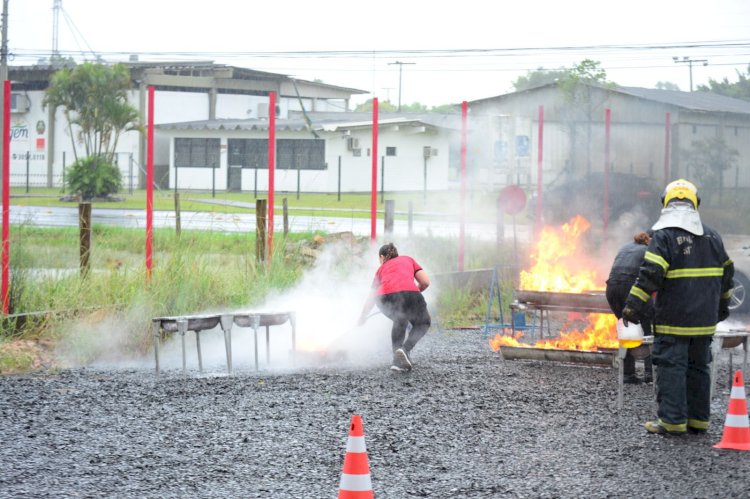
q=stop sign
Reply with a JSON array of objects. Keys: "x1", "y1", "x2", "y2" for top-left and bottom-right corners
[{"x1": 498, "y1": 185, "x2": 527, "y2": 216}]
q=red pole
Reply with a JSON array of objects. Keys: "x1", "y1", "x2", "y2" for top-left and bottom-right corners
[
  {"x1": 664, "y1": 112, "x2": 671, "y2": 184},
  {"x1": 535, "y1": 105, "x2": 544, "y2": 235},
  {"x1": 146, "y1": 86, "x2": 154, "y2": 279},
  {"x1": 1, "y1": 81, "x2": 10, "y2": 314},
  {"x1": 603, "y1": 108, "x2": 611, "y2": 234},
  {"x1": 370, "y1": 98, "x2": 378, "y2": 242},
  {"x1": 268, "y1": 91, "x2": 276, "y2": 268},
  {"x1": 458, "y1": 101, "x2": 467, "y2": 272}
]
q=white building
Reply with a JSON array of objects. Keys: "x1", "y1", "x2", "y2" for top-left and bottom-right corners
[
  {"x1": 155, "y1": 112, "x2": 498, "y2": 194},
  {"x1": 6, "y1": 60, "x2": 367, "y2": 190}
]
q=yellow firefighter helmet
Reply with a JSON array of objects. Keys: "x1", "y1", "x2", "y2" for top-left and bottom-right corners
[{"x1": 662, "y1": 179, "x2": 699, "y2": 208}]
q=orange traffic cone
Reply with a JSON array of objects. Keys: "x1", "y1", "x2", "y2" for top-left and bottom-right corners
[
  {"x1": 714, "y1": 370, "x2": 750, "y2": 451},
  {"x1": 338, "y1": 414, "x2": 374, "y2": 498}
]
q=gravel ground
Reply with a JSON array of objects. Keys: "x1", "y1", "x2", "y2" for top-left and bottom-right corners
[{"x1": 1, "y1": 327, "x2": 750, "y2": 499}]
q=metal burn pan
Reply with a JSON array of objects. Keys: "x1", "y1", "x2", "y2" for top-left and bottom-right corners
[
  {"x1": 499, "y1": 345, "x2": 616, "y2": 366},
  {"x1": 153, "y1": 314, "x2": 222, "y2": 333},
  {"x1": 232, "y1": 312, "x2": 293, "y2": 328},
  {"x1": 513, "y1": 290, "x2": 611, "y2": 313}
]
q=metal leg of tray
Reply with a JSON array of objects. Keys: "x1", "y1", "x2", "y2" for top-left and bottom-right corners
[
  {"x1": 220, "y1": 314, "x2": 234, "y2": 375},
  {"x1": 710, "y1": 338, "x2": 723, "y2": 399},
  {"x1": 195, "y1": 331, "x2": 204, "y2": 374},
  {"x1": 617, "y1": 346, "x2": 626, "y2": 411},
  {"x1": 178, "y1": 319, "x2": 188, "y2": 375},
  {"x1": 266, "y1": 326, "x2": 271, "y2": 364},
  {"x1": 152, "y1": 320, "x2": 161, "y2": 375},
  {"x1": 252, "y1": 315, "x2": 261, "y2": 371},
  {"x1": 289, "y1": 312, "x2": 298, "y2": 357}
]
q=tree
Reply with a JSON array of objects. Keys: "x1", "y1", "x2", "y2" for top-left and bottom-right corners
[
  {"x1": 43, "y1": 62, "x2": 140, "y2": 164},
  {"x1": 354, "y1": 99, "x2": 398, "y2": 112},
  {"x1": 682, "y1": 136, "x2": 739, "y2": 204},
  {"x1": 65, "y1": 156, "x2": 123, "y2": 200},
  {"x1": 354, "y1": 99, "x2": 454, "y2": 113},
  {"x1": 43, "y1": 62, "x2": 140, "y2": 198},
  {"x1": 508, "y1": 61, "x2": 615, "y2": 178},
  {"x1": 430, "y1": 103, "x2": 460, "y2": 113},
  {"x1": 655, "y1": 81, "x2": 681, "y2": 91},
  {"x1": 512, "y1": 67, "x2": 570, "y2": 92},
  {"x1": 697, "y1": 64, "x2": 750, "y2": 101},
  {"x1": 556, "y1": 60, "x2": 613, "y2": 177}
]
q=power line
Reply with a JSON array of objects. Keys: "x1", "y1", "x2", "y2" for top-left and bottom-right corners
[{"x1": 10, "y1": 38, "x2": 750, "y2": 61}]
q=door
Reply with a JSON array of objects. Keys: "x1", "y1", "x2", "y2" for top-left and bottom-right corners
[{"x1": 227, "y1": 165, "x2": 242, "y2": 192}]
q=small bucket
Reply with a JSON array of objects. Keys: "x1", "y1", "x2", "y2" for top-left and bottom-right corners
[{"x1": 616, "y1": 318, "x2": 644, "y2": 348}]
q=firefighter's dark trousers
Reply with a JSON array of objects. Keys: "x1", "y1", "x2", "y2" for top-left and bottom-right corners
[
  {"x1": 652, "y1": 333, "x2": 713, "y2": 429},
  {"x1": 377, "y1": 291, "x2": 431, "y2": 354}
]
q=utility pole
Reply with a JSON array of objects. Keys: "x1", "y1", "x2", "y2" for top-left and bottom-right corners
[
  {"x1": 388, "y1": 61, "x2": 415, "y2": 112},
  {"x1": 673, "y1": 56, "x2": 708, "y2": 92},
  {"x1": 53, "y1": 0, "x2": 62, "y2": 58},
  {"x1": 1, "y1": 0, "x2": 8, "y2": 199},
  {"x1": 381, "y1": 87, "x2": 394, "y2": 104},
  {"x1": 0, "y1": 0, "x2": 7, "y2": 83}
]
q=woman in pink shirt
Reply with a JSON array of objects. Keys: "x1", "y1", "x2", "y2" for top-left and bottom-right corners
[{"x1": 358, "y1": 243, "x2": 431, "y2": 372}]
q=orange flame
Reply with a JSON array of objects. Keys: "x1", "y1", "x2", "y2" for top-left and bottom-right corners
[
  {"x1": 489, "y1": 314, "x2": 618, "y2": 352},
  {"x1": 491, "y1": 215, "x2": 617, "y2": 352},
  {"x1": 519, "y1": 215, "x2": 600, "y2": 293}
]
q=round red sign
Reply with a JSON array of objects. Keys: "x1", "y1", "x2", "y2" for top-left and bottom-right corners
[{"x1": 498, "y1": 185, "x2": 527, "y2": 216}]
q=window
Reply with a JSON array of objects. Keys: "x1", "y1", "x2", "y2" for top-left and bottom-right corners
[
  {"x1": 228, "y1": 138, "x2": 268, "y2": 168},
  {"x1": 175, "y1": 138, "x2": 220, "y2": 168},
  {"x1": 227, "y1": 138, "x2": 326, "y2": 170},
  {"x1": 385, "y1": 146, "x2": 397, "y2": 157},
  {"x1": 277, "y1": 139, "x2": 326, "y2": 170}
]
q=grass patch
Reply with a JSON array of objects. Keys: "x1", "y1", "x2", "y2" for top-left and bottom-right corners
[
  {"x1": 11, "y1": 187, "x2": 517, "y2": 223},
  {"x1": 1, "y1": 206, "x2": 527, "y2": 371}
]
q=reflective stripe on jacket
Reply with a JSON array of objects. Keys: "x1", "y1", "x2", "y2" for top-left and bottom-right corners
[{"x1": 625, "y1": 224, "x2": 734, "y2": 336}]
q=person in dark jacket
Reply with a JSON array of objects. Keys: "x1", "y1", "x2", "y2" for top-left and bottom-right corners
[
  {"x1": 358, "y1": 243, "x2": 431, "y2": 372},
  {"x1": 623, "y1": 179, "x2": 734, "y2": 436},
  {"x1": 606, "y1": 231, "x2": 654, "y2": 384}
]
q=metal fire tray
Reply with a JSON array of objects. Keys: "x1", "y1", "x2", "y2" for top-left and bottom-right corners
[
  {"x1": 154, "y1": 314, "x2": 222, "y2": 334},
  {"x1": 231, "y1": 312, "x2": 296, "y2": 370},
  {"x1": 152, "y1": 311, "x2": 296, "y2": 375},
  {"x1": 499, "y1": 345, "x2": 616, "y2": 366},
  {"x1": 510, "y1": 290, "x2": 611, "y2": 339},
  {"x1": 513, "y1": 290, "x2": 611, "y2": 313}
]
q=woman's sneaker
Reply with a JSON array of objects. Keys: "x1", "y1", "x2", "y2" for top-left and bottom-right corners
[{"x1": 390, "y1": 348, "x2": 412, "y2": 372}]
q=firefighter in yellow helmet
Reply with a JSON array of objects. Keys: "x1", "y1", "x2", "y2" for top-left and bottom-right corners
[{"x1": 622, "y1": 179, "x2": 734, "y2": 435}]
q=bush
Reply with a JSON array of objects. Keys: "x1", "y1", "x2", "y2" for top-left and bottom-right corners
[{"x1": 65, "y1": 156, "x2": 122, "y2": 200}]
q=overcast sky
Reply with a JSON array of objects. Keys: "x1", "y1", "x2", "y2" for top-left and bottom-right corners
[{"x1": 8, "y1": 0, "x2": 750, "y2": 107}]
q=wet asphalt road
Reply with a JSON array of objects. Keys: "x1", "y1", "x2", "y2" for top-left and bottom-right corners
[{"x1": 1, "y1": 329, "x2": 750, "y2": 498}]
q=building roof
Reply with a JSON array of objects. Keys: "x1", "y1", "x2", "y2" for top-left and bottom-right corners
[
  {"x1": 156, "y1": 112, "x2": 467, "y2": 133},
  {"x1": 9, "y1": 60, "x2": 367, "y2": 96},
  {"x1": 616, "y1": 86, "x2": 750, "y2": 115},
  {"x1": 470, "y1": 82, "x2": 750, "y2": 116}
]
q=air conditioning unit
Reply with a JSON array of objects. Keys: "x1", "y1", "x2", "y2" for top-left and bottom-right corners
[
  {"x1": 257, "y1": 102, "x2": 269, "y2": 118},
  {"x1": 10, "y1": 93, "x2": 29, "y2": 113},
  {"x1": 346, "y1": 137, "x2": 360, "y2": 151}
]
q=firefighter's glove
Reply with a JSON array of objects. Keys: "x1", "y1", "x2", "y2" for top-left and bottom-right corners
[
  {"x1": 622, "y1": 306, "x2": 640, "y2": 327},
  {"x1": 718, "y1": 300, "x2": 730, "y2": 323}
]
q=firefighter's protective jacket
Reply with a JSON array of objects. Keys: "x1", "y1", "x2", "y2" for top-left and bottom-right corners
[{"x1": 625, "y1": 225, "x2": 734, "y2": 336}]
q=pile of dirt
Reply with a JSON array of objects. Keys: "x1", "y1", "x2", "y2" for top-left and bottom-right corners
[
  {"x1": 1, "y1": 330, "x2": 749, "y2": 498},
  {"x1": 0, "y1": 339, "x2": 55, "y2": 374}
]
